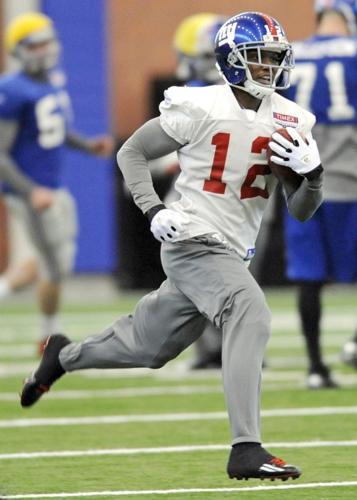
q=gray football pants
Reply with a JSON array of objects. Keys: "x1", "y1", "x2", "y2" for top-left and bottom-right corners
[{"x1": 59, "y1": 235, "x2": 271, "y2": 444}]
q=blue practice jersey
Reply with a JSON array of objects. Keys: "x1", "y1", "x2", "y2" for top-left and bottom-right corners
[
  {"x1": 0, "y1": 70, "x2": 71, "y2": 191},
  {"x1": 284, "y1": 34, "x2": 357, "y2": 282},
  {"x1": 285, "y1": 34, "x2": 357, "y2": 125}
]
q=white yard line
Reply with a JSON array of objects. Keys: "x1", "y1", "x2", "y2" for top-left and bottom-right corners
[
  {"x1": 0, "y1": 355, "x2": 344, "y2": 378},
  {"x1": 2, "y1": 372, "x2": 357, "y2": 402},
  {"x1": 0, "y1": 311, "x2": 354, "y2": 336},
  {"x1": 1, "y1": 406, "x2": 357, "y2": 428},
  {"x1": 1, "y1": 439, "x2": 357, "y2": 461},
  {"x1": 0, "y1": 312, "x2": 114, "y2": 325},
  {"x1": 0, "y1": 345, "x2": 37, "y2": 357},
  {"x1": 0, "y1": 362, "x2": 45, "y2": 376},
  {"x1": 0, "y1": 385, "x2": 223, "y2": 401},
  {"x1": 2, "y1": 481, "x2": 357, "y2": 499},
  {"x1": 1, "y1": 359, "x2": 356, "y2": 385},
  {"x1": 0, "y1": 333, "x2": 346, "y2": 357},
  {"x1": 0, "y1": 356, "x2": 335, "y2": 377}
]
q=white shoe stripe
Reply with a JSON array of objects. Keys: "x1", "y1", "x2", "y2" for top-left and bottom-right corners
[{"x1": 260, "y1": 463, "x2": 285, "y2": 472}]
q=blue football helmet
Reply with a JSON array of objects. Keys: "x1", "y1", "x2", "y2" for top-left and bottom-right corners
[
  {"x1": 315, "y1": 0, "x2": 357, "y2": 34},
  {"x1": 214, "y1": 12, "x2": 294, "y2": 99}
]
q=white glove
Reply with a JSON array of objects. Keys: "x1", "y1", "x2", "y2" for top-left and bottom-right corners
[
  {"x1": 150, "y1": 208, "x2": 189, "y2": 242},
  {"x1": 269, "y1": 127, "x2": 321, "y2": 175}
]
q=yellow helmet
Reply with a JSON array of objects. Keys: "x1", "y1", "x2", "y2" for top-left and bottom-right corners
[
  {"x1": 5, "y1": 12, "x2": 54, "y2": 52},
  {"x1": 174, "y1": 13, "x2": 219, "y2": 57},
  {"x1": 5, "y1": 12, "x2": 60, "y2": 73},
  {"x1": 173, "y1": 13, "x2": 226, "y2": 83}
]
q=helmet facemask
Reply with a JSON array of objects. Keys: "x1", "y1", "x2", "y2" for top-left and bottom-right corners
[
  {"x1": 14, "y1": 26, "x2": 60, "y2": 75},
  {"x1": 177, "y1": 52, "x2": 219, "y2": 83},
  {"x1": 221, "y1": 41, "x2": 294, "y2": 99}
]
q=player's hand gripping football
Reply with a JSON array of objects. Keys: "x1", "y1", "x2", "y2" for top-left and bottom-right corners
[
  {"x1": 268, "y1": 127, "x2": 321, "y2": 176},
  {"x1": 150, "y1": 208, "x2": 189, "y2": 242}
]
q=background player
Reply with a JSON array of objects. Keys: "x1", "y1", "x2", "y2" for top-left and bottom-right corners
[
  {"x1": 283, "y1": 0, "x2": 357, "y2": 388},
  {"x1": 0, "y1": 12, "x2": 114, "y2": 352},
  {"x1": 21, "y1": 11, "x2": 323, "y2": 481}
]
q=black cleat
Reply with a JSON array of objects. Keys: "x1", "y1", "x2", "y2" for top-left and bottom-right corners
[
  {"x1": 227, "y1": 444, "x2": 301, "y2": 481},
  {"x1": 20, "y1": 334, "x2": 71, "y2": 408}
]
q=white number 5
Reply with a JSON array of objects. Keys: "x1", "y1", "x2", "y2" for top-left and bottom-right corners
[{"x1": 35, "y1": 94, "x2": 66, "y2": 149}]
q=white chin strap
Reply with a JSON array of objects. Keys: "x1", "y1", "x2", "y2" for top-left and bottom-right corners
[
  {"x1": 243, "y1": 79, "x2": 275, "y2": 99},
  {"x1": 241, "y1": 63, "x2": 277, "y2": 99},
  {"x1": 217, "y1": 65, "x2": 277, "y2": 100}
]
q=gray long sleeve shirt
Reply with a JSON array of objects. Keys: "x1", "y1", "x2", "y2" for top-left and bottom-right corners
[{"x1": 0, "y1": 119, "x2": 100, "y2": 197}]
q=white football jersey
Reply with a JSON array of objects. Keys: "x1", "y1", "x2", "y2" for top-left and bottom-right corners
[{"x1": 159, "y1": 84, "x2": 315, "y2": 262}]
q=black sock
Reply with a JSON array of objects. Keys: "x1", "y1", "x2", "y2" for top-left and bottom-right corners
[
  {"x1": 297, "y1": 281, "x2": 326, "y2": 373},
  {"x1": 35, "y1": 335, "x2": 68, "y2": 385},
  {"x1": 233, "y1": 442, "x2": 261, "y2": 450}
]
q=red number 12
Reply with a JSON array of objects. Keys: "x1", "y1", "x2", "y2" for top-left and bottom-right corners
[{"x1": 203, "y1": 133, "x2": 270, "y2": 199}]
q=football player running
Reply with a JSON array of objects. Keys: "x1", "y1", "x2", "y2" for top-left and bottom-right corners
[
  {"x1": 0, "y1": 13, "x2": 114, "y2": 352},
  {"x1": 283, "y1": 0, "x2": 357, "y2": 388},
  {"x1": 21, "y1": 12, "x2": 324, "y2": 481}
]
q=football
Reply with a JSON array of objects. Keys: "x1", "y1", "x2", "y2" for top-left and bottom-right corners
[{"x1": 267, "y1": 128, "x2": 303, "y2": 191}]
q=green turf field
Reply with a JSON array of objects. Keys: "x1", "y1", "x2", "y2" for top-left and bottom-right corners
[{"x1": 0, "y1": 285, "x2": 356, "y2": 499}]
